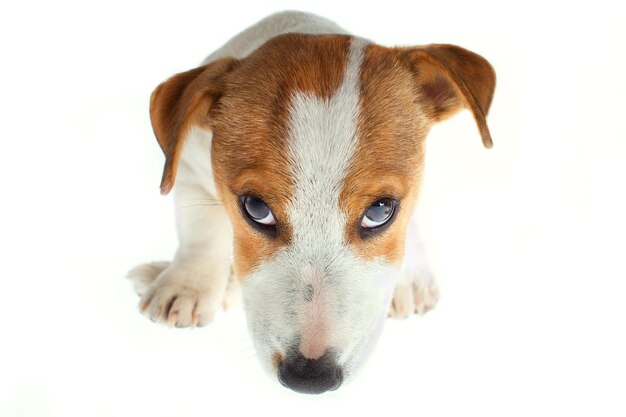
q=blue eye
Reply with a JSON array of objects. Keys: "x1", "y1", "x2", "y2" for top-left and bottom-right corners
[
  {"x1": 361, "y1": 198, "x2": 396, "y2": 229},
  {"x1": 243, "y1": 196, "x2": 276, "y2": 225}
]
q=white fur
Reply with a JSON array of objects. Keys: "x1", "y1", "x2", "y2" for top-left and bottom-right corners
[
  {"x1": 390, "y1": 217, "x2": 440, "y2": 317},
  {"x1": 203, "y1": 11, "x2": 348, "y2": 63},
  {"x1": 241, "y1": 38, "x2": 402, "y2": 378},
  {"x1": 128, "y1": 11, "x2": 350, "y2": 328},
  {"x1": 129, "y1": 128, "x2": 233, "y2": 327},
  {"x1": 128, "y1": 10, "x2": 438, "y2": 383}
]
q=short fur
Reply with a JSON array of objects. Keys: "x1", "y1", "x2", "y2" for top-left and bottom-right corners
[{"x1": 128, "y1": 10, "x2": 495, "y2": 392}]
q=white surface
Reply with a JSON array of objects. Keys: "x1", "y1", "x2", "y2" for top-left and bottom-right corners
[{"x1": 1, "y1": 1, "x2": 625, "y2": 416}]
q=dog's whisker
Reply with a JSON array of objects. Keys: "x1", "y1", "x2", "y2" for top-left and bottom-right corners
[
  {"x1": 179, "y1": 198, "x2": 223, "y2": 203},
  {"x1": 238, "y1": 348, "x2": 257, "y2": 357},
  {"x1": 245, "y1": 353, "x2": 258, "y2": 361},
  {"x1": 235, "y1": 341, "x2": 256, "y2": 355},
  {"x1": 175, "y1": 203, "x2": 222, "y2": 209},
  {"x1": 235, "y1": 336, "x2": 253, "y2": 344}
]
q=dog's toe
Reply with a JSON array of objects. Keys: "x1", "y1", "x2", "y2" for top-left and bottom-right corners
[
  {"x1": 390, "y1": 283, "x2": 415, "y2": 318},
  {"x1": 413, "y1": 279, "x2": 440, "y2": 315},
  {"x1": 389, "y1": 267, "x2": 440, "y2": 318},
  {"x1": 168, "y1": 294, "x2": 196, "y2": 327},
  {"x1": 194, "y1": 293, "x2": 219, "y2": 327},
  {"x1": 134, "y1": 264, "x2": 227, "y2": 328}
]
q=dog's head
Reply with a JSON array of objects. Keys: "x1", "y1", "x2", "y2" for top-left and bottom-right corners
[{"x1": 150, "y1": 34, "x2": 495, "y2": 393}]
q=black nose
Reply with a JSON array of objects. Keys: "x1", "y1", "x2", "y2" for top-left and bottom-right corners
[{"x1": 278, "y1": 350, "x2": 343, "y2": 394}]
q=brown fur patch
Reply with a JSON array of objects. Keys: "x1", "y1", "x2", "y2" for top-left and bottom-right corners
[
  {"x1": 398, "y1": 44, "x2": 496, "y2": 148},
  {"x1": 150, "y1": 34, "x2": 495, "y2": 277},
  {"x1": 341, "y1": 44, "x2": 427, "y2": 264},
  {"x1": 150, "y1": 58, "x2": 239, "y2": 194},
  {"x1": 208, "y1": 34, "x2": 351, "y2": 279},
  {"x1": 341, "y1": 43, "x2": 495, "y2": 263}
]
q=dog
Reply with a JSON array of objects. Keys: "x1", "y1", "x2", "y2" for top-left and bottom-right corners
[{"x1": 128, "y1": 11, "x2": 495, "y2": 394}]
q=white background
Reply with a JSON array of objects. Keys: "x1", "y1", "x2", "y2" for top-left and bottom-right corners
[{"x1": 1, "y1": 1, "x2": 625, "y2": 416}]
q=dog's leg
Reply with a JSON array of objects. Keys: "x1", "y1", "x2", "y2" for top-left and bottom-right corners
[
  {"x1": 128, "y1": 180, "x2": 232, "y2": 327},
  {"x1": 389, "y1": 216, "x2": 440, "y2": 318},
  {"x1": 128, "y1": 133, "x2": 233, "y2": 327}
]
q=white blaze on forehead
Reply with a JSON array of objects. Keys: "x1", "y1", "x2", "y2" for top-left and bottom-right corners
[
  {"x1": 241, "y1": 38, "x2": 399, "y2": 376},
  {"x1": 283, "y1": 38, "x2": 368, "y2": 358},
  {"x1": 286, "y1": 37, "x2": 367, "y2": 246}
]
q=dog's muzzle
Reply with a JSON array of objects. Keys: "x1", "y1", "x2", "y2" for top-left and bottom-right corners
[{"x1": 277, "y1": 349, "x2": 343, "y2": 394}]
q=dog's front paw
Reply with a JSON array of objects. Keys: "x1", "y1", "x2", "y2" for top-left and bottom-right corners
[
  {"x1": 389, "y1": 267, "x2": 440, "y2": 318},
  {"x1": 128, "y1": 262, "x2": 228, "y2": 328},
  {"x1": 127, "y1": 261, "x2": 170, "y2": 295}
]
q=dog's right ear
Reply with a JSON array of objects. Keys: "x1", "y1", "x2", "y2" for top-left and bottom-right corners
[
  {"x1": 400, "y1": 44, "x2": 496, "y2": 149},
  {"x1": 150, "y1": 58, "x2": 239, "y2": 195}
]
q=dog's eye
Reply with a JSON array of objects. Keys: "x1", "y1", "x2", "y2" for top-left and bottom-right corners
[
  {"x1": 242, "y1": 196, "x2": 276, "y2": 226},
  {"x1": 361, "y1": 198, "x2": 397, "y2": 229}
]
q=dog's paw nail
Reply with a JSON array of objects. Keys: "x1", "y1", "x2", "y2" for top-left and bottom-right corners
[
  {"x1": 167, "y1": 311, "x2": 179, "y2": 327},
  {"x1": 139, "y1": 298, "x2": 151, "y2": 313},
  {"x1": 391, "y1": 269, "x2": 440, "y2": 318},
  {"x1": 133, "y1": 264, "x2": 229, "y2": 328}
]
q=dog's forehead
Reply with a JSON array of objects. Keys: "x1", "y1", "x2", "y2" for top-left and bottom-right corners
[
  {"x1": 211, "y1": 34, "x2": 351, "y2": 184},
  {"x1": 230, "y1": 33, "x2": 352, "y2": 98},
  {"x1": 212, "y1": 35, "x2": 424, "y2": 188},
  {"x1": 211, "y1": 35, "x2": 426, "y2": 275}
]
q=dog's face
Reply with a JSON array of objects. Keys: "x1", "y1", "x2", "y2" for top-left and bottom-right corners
[{"x1": 150, "y1": 34, "x2": 494, "y2": 393}]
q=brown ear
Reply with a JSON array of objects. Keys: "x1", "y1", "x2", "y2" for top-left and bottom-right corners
[
  {"x1": 403, "y1": 44, "x2": 496, "y2": 148},
  {"x1": 150, "y1": 58, "x2": 238, "y2": 195}
]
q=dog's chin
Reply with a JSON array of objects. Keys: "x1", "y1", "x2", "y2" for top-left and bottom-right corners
[
  {"x1": 249, "y1": 309, "x2": 389, "y2": 394},
  {"x1": 240, "y1": 248, "x2": 400, "y2": 393}
]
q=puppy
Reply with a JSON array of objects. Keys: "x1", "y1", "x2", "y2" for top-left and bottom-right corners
[{"x1": 128, "y1": 11, "x2": 495, "y2": 394}]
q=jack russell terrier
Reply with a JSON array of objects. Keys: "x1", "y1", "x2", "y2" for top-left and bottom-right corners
[{"x1": 128, "y1": 11, "x2": 495, "y2": 394}]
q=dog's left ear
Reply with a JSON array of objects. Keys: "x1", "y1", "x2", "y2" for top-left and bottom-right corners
[
  {"x1": 150, "y1": 58, "x2": 239, "y2": 195},
  {"x1": 402, "y1": 44, "x2": 496, "y2": 148}
]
